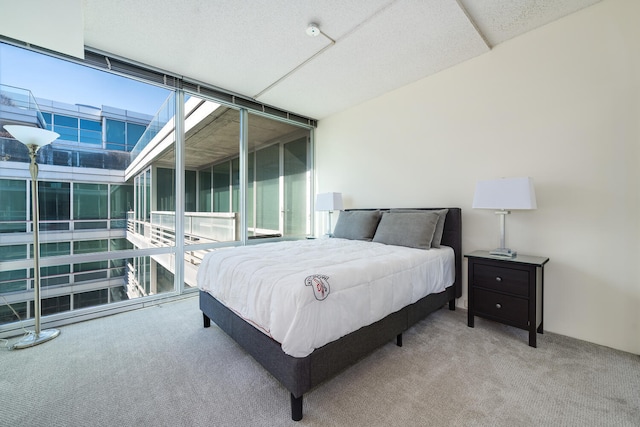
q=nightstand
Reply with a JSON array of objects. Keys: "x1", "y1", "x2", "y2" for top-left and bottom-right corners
[{"x1": 465, "y1": 250, "x2": 549, "y2": 347}]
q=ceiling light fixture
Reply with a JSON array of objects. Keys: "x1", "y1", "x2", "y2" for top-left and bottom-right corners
[{"x1": 306, "y1": 23, "x2": 321, "y2": 37}]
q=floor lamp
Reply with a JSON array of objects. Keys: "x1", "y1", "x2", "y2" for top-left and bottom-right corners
[{"x1": 4, "y1": 125, "x2": 61, "y2": 349}]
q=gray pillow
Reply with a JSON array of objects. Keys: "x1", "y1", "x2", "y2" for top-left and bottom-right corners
[
  {"x1": 431, "y1": 209, "x2": 448, "y2": 248},
  {"x1": 372, "y1": 211, "x2": 440, "y2": 249},
  {"x1": 332, "y1": 210, "x2": 382, "y2": 241},
  {"x1": 390, "y1": 209, "x2": 448, "y2": 248}
]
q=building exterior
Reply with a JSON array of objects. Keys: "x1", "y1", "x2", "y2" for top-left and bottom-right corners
[{"x1": 0, "y1": 83, "x2": 154, "y2": 325}]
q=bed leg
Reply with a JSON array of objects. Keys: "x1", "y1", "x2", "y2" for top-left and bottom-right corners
[
  {"x1": 203, "y1": 313, "x2": 211, "y2": 328},
  {"x1": 291, "y1": 393, "x2": 303, "y2": 421},
  {"x1": 396, "y1": 333, "x2": 403, "y2": 347},
  {"x1": 448, "y1": 299, "x2": 456, "y2": 311}
]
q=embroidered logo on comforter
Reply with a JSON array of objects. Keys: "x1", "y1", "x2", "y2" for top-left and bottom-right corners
[{"x1": 305, "y1": 274, "x2": 330, "y2": 300}]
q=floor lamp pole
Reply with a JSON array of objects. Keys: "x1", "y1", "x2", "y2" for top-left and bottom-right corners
[
  {"x1": 12, "y1": 144, "x2": 60, "y2": 349},
  {"x1": 30, "y1": 152, "x2": 43, "y2": 335}
]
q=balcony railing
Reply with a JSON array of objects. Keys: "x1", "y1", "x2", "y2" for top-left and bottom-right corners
[
  {"x1": 0, "y1": 84, "x2": 47, "y2": 129},
  {"x1": 126, "y1": 210, "x2": 238, "y2": 264},
  {"x1": 0, "y1": 218, "x2": 128, "y2": 234},
  {"x1": 129, "y1": 95, "x2": 176, "y2": 162}
]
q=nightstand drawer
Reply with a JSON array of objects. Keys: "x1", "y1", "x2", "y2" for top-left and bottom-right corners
[
  {"x1": 473, "y1": 264, "x2": 529, "y2": 296},
  {"x1": 474, "y1": 288, "x2": 528, "y2": 325}
]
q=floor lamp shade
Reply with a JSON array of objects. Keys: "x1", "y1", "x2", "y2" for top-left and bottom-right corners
[
  {"x1": 3, "y1": 125, "x2": 60, "y2": 349},
  {"x1": 315, "y1": 192, "x2": 343, "y2": 236},
  {"x1": 473, "y1": 177, "x2": 537, "y2": 257},
  {"x1": 3, "y1": 125, "x2": 59, "y2": 149}
]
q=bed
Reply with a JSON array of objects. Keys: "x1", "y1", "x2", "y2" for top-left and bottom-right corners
[{"x1": 198, "y1": 207, "x2": 462, "y2": 420}]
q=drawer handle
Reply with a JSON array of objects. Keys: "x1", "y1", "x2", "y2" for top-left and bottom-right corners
[
  {"x1": 495, "y1": 303, "x2": 502, "y2": 309},
  {"x1": 495, "y1": 276, "x2": 502, "y2": 282}
]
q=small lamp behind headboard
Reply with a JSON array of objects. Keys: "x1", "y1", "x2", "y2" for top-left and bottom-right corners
[{"x1": 316, "y1": 192, "x2": 343, "y2": 237}]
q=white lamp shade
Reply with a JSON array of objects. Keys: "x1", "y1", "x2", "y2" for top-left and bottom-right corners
[
  {"x1": 316, "y1": 192, "x2": 343, "y2": 211},
  {"x1": 473, "y1": 177, "x2": 537, "y2": 210},
  {"x1": 4, "y1": 125, "x2": 59, "y2": 148}
]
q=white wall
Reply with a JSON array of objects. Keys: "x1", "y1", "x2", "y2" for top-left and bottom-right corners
[{"x1": 316, "y1": 0, "x2": 640, "y2": 355}]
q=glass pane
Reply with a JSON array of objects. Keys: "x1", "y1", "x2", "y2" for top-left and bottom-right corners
[
  {"x1": 185, "y1": 170, "x2": 196, "y2": 212},
  {"x1": 41, "y1": 263, "x2": 71, "y2": 287},
  {"x1": 247, "y1": 113, "x2": 311, "y2": 239},
  {"x1": 156, "y1": 168, "x2": 175, "y2": 211},
  {"x1": 110, "y1": 238, "x2": 133, "y2": 251},
  {"x1": 255, "y1": 144, "x2": 279, "y2": 234},
  {"x1": 232, "y1": 158, "x2": 240, "y2": 213},
  {"x1": 247, "y1": 152, "x2": 254, "y2": 229},
  {"x1": 198, "y1": 170, "x2": 212, "y2": 212},
  {"x1": 155, "y1": 261, "x2": 174, "y2": 293},
  {"x1": 184, "y1": 257, "x2": 200, "y2": 291},
  {"x1": 105, "y1": 119, "x2": 125, "y2": 146},
  {"x1": 0, "y1": 269, "x2": 27, "y2": 293},
  {"x1": 80, "y1": 119, "x2": 102, "y2": 131},
  {"x1": 0, "y1": 42, "x2": 174, "y2": 328},
  {"x1": 73, "y1": 261, "x2": 109, "y2": 283},
  {"x1": 110, "y1": 184, "x2": 134, "y2": 221},
  {"x1": 38, "y1": 295, "x2": 71, "y2": 316},
  {"x1": 41, "y1": 242, "x2": 70, "y2": 257},
  {"x1": 55, "y1": 115, "x2": 79, "y2": 142},
  {"x1": 79, "y1": 119, "x2": 102, "y2": 145},
  {"x1": 0, "y1": 179, "x2": 27, "y2": 233},
  {"x1": 74, "y1": 239, "x2": 108, "y2": 254},
  {"x1": 56, "y1": 115, "x2": 78, "y2": 127},
  {"x1": 283, "y1": 137, "x2": 309, "y2": 237},
  {"x1": 75, "y1": 289, "x2": 108, "y2": 309},
  {"x1": 0, "y1": 301, "x2": 26, "y2": 323},
  {"x1": 75, "y1": 221, "x2": 108, "y2": 229},
  {"x1": 74, "y1": 183, "x2": 108, "y2": 220},
  {"x1": 125, "y1": 256, "x2": 173, "y2": 297},
  {"x1": 145, "y1": 169, "x2": 151, "y2": 222},
  {"x1": 0, "y1": 244, "x2": 27, "y2": 261},
  {"x1": 184, "y1": 97, "x2": 239, "y2": 244},
  {"x1": 39, "y1": 181, "x2": 70, "y2": 221},
  {"x1": 127, "y1": 123, "x2": 146, "y2": 151},
  {"x1": 71, "y1": 240, "x2": 109, "y2": 283},
  {"x1": 41, "y1": 112, "x2": 52, "y2": 127},
  {"x1": 213, "y1": 162, "x2": 230, "y2": 212},
  {"x1": 0, "y1": 179, "x2": 26, "y2": 220},
  {"x1": 144, "y1": 150, "x2": 176, "y2": 248}
]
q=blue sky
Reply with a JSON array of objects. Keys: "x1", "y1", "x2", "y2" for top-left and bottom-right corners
[{"x1": 0, "y1": 43, "x2": 171, "y2": 117}]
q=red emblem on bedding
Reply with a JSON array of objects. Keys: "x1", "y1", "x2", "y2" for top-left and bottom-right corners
[{"x1": 305, "y1": 274, "x2": 330, "y2": 301}]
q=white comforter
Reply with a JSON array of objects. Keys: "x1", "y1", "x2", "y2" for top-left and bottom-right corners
[{"x1": 197, "y1": 238, "x2": 454, "y2": 358}]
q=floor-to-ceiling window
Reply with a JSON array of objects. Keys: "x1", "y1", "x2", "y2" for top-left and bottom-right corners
[{"x1": 0, "y1": 41, "x2": 315, "y2": 337}]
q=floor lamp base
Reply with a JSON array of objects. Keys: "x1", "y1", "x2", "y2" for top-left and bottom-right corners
[{"x1": 12, "y1": 329, "x2": 60, "y2": 350}]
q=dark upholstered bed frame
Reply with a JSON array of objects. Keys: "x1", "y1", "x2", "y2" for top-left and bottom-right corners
[{"x1": 199, "y1": 208, "x2": 462, "y2": 421}]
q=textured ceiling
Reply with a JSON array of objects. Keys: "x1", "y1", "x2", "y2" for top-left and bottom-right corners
[{"x1": 80, "y1": 0, "x2": 600, "y2": 120}]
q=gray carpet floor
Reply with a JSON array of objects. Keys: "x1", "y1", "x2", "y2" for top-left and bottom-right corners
[{"x1": 1, "y1": 296, "x2": 638, "y2": 426}]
